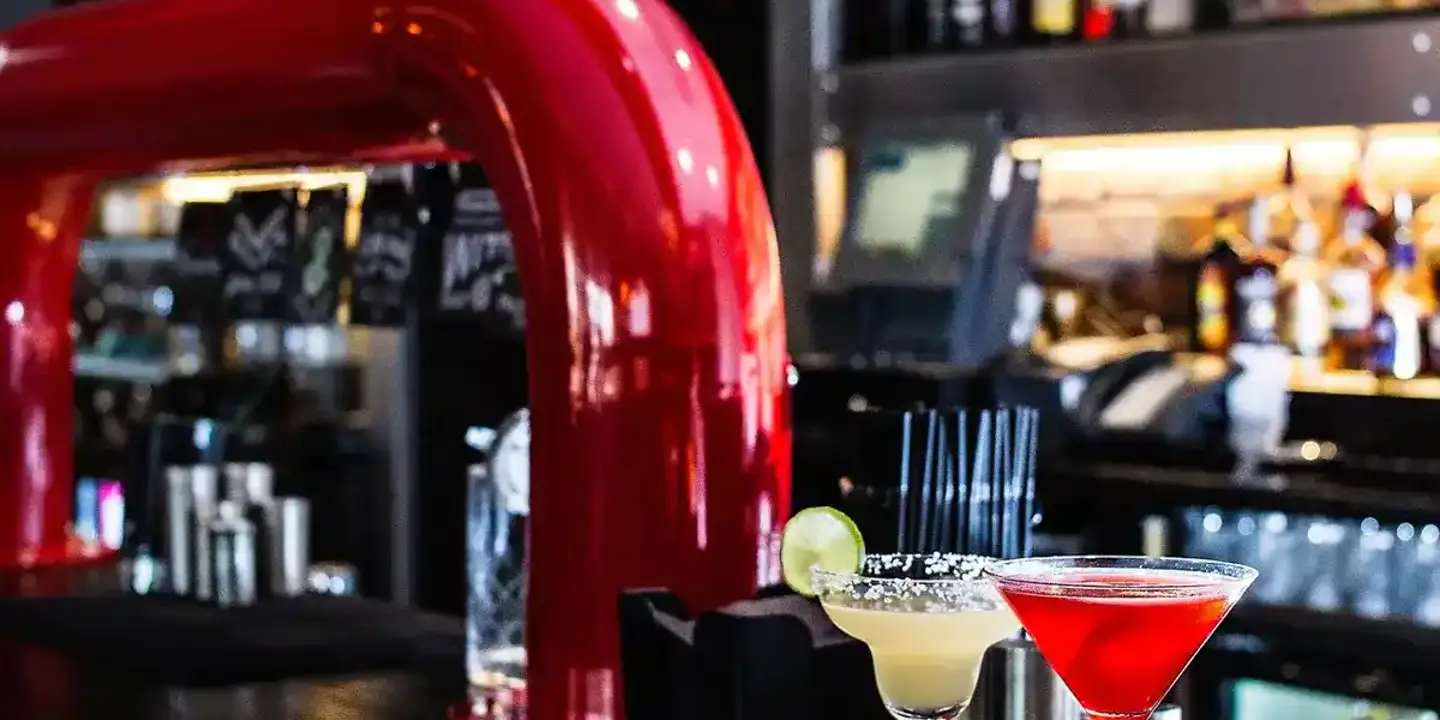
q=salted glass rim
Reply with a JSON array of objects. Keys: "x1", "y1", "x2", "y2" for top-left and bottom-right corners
[
  {"x1": 811, "y1": 552, "x2": 999, "y2": 589},
  {"x1": 982, "y1": 555, "x2": 1259, "y2": 592}
]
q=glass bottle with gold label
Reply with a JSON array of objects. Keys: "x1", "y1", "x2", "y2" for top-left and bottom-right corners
[
  {"x1": 1324, "y1": 182, "x2": 1386, "y2": 371},
  {"x1": 1031, "y1": 0, "x2": 1078, "y2": 41}
]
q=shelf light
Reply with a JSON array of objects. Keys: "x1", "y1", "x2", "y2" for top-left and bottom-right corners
[
  {"x1": 1010, "y1": 123, "x2": 1440, "y2": 197},
  {"x1": 159, "y1": 168, "x2": 370, "y2": 204}
]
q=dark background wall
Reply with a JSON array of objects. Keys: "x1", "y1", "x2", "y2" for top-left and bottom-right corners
[{"x1": 0, "y1": 0, "x2": 47, "y2": 27}]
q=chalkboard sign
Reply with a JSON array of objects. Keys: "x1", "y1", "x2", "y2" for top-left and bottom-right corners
[
  {"x1": 170, "y1": 201, "x2": 231, "y2": 326},
  {"x1": 222, "y1": 189, "x2": 295, "y2": 321},
  {"x1": 435, "y1": 170, "x2": 524, "y2": 334},
  {"x1": 350, "y1": 181, "x2": 418, "y2": 327},
  {"x1": 287, "y1": 187, "x2": 349, "y2": 324}
]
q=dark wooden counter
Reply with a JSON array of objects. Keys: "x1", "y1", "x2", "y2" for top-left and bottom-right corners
[
  {"x1": 0, "y1": 642, "x2": 464, "y2": 720},
  {"x1": 0, "y1": 560, "x2": 1181, "y2": 720},
  {"x1": 0, "y1": 558, "x2": 466, "y2": 720}
]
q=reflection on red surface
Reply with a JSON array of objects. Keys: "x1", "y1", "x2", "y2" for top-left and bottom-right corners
[{"x1": 0, "y1": 0, "x2": 789, "y2": 717}]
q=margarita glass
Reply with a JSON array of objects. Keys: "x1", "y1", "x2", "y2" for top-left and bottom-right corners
[
  {"x1": 813, "y1": 554, "x2": 1019, "y2": 719},
  {"x1": 985, "y1": 556, "x2": 1257, "y2": 720}
]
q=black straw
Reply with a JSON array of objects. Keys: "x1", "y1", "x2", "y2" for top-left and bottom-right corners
[
  {"x1": 888, "y1": 404, "x2": 1040, "y2": 558},
  {"x1": 896, "y1": 412, "x2": 913, "y2": 552}
]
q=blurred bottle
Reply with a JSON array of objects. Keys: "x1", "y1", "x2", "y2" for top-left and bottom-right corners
[
  {"x1": 1264, "y1": 150, "x2": 1314, "y2": 250},
  {"x1": 1324, "y1": 183, "x2": 1385, "y2": 371},
  {"x1": 1191, "y1": 215, "x2": 1247, "y2": 354},
  {"x1": 1085, "y1": 0, "x2": 1148, "y2": 38},
  {"x1": 1031, "y1": 0, "x2": 1079, "y2": 42},
  {"x1": 1233, "y1": 199, "x2": 1284, "y2": 346},
  {"x1": 928, "y1": 0, "x2": 990, "y2": 49},
  {"x1": 989, "y1": 0, "x2": 1031, "y2": 44},
  {"x1": 1372, "y1": 193, "x2": 1431, "y2": 379},
  {"x1": 1145, "y1": 0, "x2": 1194, "y2": 33},
  {"x1": 1280, "y1": 221, "x2": 1330, "y2": 367}
]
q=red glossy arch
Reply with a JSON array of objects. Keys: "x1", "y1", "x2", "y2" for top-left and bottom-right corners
[{"x1": 0, "y1": 1, "x2": 792, "y2": 718}]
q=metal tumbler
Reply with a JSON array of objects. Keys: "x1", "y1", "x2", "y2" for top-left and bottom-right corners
[
  {"x1": 979, "y1": 637, "x2": 1085, "y2": 720},
  {"x1": 210, "y1": 500, "x2": 258, "y2": 608},
  {"x1": 245, "y1": 463, "x2": 275, "y2": 504},
  {"x1": 190, "y1": 465, "x2": 219, "y2": 601},
  {"x1": 242, "y1": 464, "x2": 278, "y2": 597},
  {"x1": 223, "y1": 462, "x2": 249, "y2": 504},
  {"x1": 274, "y1": 497, "x2": 311, "y2": 597},
  {"x1": 163, "y1": 466, "x2": 193, "y2": 595}
]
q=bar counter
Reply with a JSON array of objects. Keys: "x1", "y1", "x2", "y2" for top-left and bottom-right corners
[
  {"x1": 0, "y1": 658, "x2": 462, "y2": 720},
  {"x1": 0, "y1": 643, "x2": 1100, "y2": 720},
  {"x1": 0, "y1": 562, "x2": 1170, "y2": 720}
]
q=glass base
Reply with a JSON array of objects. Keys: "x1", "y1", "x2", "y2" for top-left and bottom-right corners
[
  {"x1": 1084, "y1": 711, "x2": 1155, "y2": 719},
  {"x1": 884, "y1": 700, "x2": 969, "y2": 720}
]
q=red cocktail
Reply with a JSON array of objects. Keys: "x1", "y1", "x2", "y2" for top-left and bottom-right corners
[{"x1": 985, "y1": 556, "x2": 1256, "y2": 720}]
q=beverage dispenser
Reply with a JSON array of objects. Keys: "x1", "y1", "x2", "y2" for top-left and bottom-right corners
[{"x1": 0, "y1": 1, "x2": 792, "y2": 718}]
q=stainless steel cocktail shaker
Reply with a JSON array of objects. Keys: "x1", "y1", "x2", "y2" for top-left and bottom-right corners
[
  {"x1": 161, "y1": 460, "x2": 314, "y2": 605},
  {"x1": 210, "y1": 500, "x2": 258, "y2": 607},
  {"x1": 190, "y1": 465, "x2": 219, "y2": 601},
  {"x1": 274, "y1": 496, "x2": 311, "y2": 596},
  {"x1": 164, "y1": 466, "x2": 194, "y2": 595}
]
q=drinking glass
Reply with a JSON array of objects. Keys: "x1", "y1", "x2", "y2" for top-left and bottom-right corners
[
  {"x1": 813, "y1": 553, "x2": 1019, "y2": 719},
  {"x1": 986, "y1": 556, "x2": 1256, "y2": 720}
]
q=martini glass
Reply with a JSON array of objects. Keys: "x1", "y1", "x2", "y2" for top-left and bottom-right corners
[
  {"x1": 985, "y1": 556, "x2": 1257, "y2": 720},
  {"x1": 812, "y1": 554, "x2": 1019, "y2": 719}
]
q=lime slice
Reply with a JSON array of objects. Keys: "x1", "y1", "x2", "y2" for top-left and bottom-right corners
[{"x1": 781, "y1": 506, "x2": 864, "y2": 597}]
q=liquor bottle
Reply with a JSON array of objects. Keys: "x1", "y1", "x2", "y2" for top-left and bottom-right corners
[
  {"x1": 1191, "y1": 216, "x2": 1246, "y2": 354},
  {"x1": 1373, "y1": 193, "x2": 1431, "y2": 379},
  {"x1": 1280, "y1": 221, "x2": 1330, "y2": 366},
  {"x1": 1146, "y1": 0, "x2": 1194, "y2": 33},
  {"x1": 1422, "y1": 195, "x2": 1440, "y2": 371},
  {"x1": 1265, "y1": 149, "x2": 1314, "y2": 251},
  {"x1": 929, "y1": 0, "x2": 988, "y2": 49},
  {"x1": 1032, "y1": 0, "x2": 1078, "y2": 41},
  {"x1": 1371, "y1": 238, "x2": 1428, "y2": 380},
  {"x1": 1081, "y1": 0, "x2": 1115, "y2": 39},
  {"x1": 1324, "y1": 183, "x2": 1386, "y2": 371},
  {"x1": 1086, "y1": 0, "x2": 1147, "y2": 38},
  {"x1": 989, "y1": 0, "x2": 1029, "y2": 44},
  {"x1": 1384, "y1": 192, "x2": 1440, "y2": 376},
  {"x1": 1233, "y1": 200, "x2": 1283, "y2": 345}
]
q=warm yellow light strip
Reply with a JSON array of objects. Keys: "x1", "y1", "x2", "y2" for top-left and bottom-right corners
[
  {"x1": 1009, "y1": 124, "x2": 1440, "y2": 160},
  {"x1": 1015, "y1": 124, "x2": 1440, "y2": 202},
  {"x1": 159, "y1": 168, "x2": 370, "y2": 204}
]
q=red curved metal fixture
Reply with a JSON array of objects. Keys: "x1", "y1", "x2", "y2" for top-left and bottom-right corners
[{"x1": 0, "y1": 1, "x2": 791, "y2": 717}]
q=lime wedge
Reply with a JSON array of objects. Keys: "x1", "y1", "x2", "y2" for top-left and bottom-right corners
[{"x1": 781, "y1": 506, "x2": 864, "y2": 597}]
